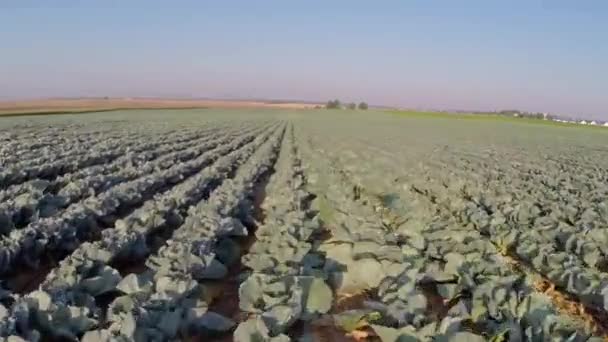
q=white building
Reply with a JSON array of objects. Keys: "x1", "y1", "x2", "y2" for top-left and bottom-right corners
[{"x1": 580, "y1": 120, "x2": 588, "y2": 125}]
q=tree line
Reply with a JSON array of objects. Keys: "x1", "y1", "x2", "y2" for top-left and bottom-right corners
[
  {"x1": 496, "y1": 110, "x2": 555, "y2": 120},
  {"x1": 325, "y1": 99, "x2": 368, "y2": 110}
]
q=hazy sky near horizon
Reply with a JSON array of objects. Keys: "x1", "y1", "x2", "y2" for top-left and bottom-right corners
[{"x1": 1, "y1": 1, "x2": 607, "y2": 118}]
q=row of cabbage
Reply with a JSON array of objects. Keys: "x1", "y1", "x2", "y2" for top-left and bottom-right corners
[
  {"x1": 0, "y1": 122, "x2": 283, "y2": 340},
  {"x1": 0, "y1": 124, "x2": 119, "y2": 162},
  {"x1": 342, "y1": 129, "x2": 608, "y2": 328},
  {"x1": 0, "y1": 119, "x2": 241, "y2": 188},
  {"x1": 446, "y1": 152, "x2": 608, "y2": 297},
  {"x1": 1, "y1": 126, "x2": 158, "y2": 167},
  {"x1": 1, "y1": 125, "x2": 213, "y2": 209},
  {"x1": 295, "y1": 132, "x2": 448, "y2": 340},
  {"x1": 431, "y1": 152, "x2": 608, "y2": 329},
  {"x1": 0, "y1": 128, "x2": 162, "y2": 186},
  {"x1": 74, "y1": 123, "x2": 285, "y2": 341},
  {"x1": 346, "y1": 118, "x2": 608, "y2": 282},
  {"x1": 0, "y1": 122, "x2": 230, "y2": 202},
  {"x1": 297, "y1": 127, "x2": 601, "y2": 341},
  {"x1": 414, "y1": 143, "x2": 608, "y2": 276},
  {"x1": 234, "y1": 125, "x2": 330, "y2": 341},
  {"x1": 0, "y1": 123, "x2": 255, "y2": 234},
  {"x1": 0, "y1": 123, "x2": 273, "y2": 276}
]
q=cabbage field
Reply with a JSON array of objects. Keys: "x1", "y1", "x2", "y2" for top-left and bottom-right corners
[{"x1": 0, "y1": 109, "x2": 608, "y2": 342}]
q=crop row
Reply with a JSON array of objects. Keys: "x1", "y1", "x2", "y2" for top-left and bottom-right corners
[
  {"x1": 0, "y1": 122, "x2": 235, "y2": 203},
  {"x1": 0, "y1": 136, "x2": 156, "y2": 189},
  {"x1": 235, "y1": 125, "x2": 329, "y2": 341},
  {"x1": 296, "y1": 128, "x2": 599, "y2": 340},
  {"x1": 76, "y1": 123, "x2": 285, "y2": 341},
  {"x1": 0, "y1": 124, "x2": 118, "y2": 159},
  {"x1": 0, "y1": 120, "x2": 247, "y2": 189},
  {"x1": 347, "y1": 133, "x2": 608, "y2": 328},
  {"x1": 0, "y1": 123, "x2": 258, "y2": 234},
  {"x1": 348, "y1": 125, "x2": 608, "y2": 276},
  {"x1": 323, "y1": 125, "x2": 608, "y2": 275},
  {"x1": 2, "y1": 124, "x2": 165, "y2": 168},
  {"x1": 0, "y1": 123, "x2": 283, "y2": 340},
  {"x1": 0, "y1": 123, "x2": 275, "y2": 277},
  {"x1": 295, "y1": 132, "x2": 435, "y2": 339},
  {"x1": 1, "y1": 128, "x2": 156, "y2": 167},
  {"x1": 425, "y1": 148, "x2": 608, "y2": 273}
]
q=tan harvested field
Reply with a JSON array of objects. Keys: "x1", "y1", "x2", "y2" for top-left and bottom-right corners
[{"x1": 0, "y1": 98, "x2": 318, "y2": 116}]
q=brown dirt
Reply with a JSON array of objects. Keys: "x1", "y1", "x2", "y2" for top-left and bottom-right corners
[
  {"x1": 309, "y1": 319, "x2": 364, "y2": 342},
  {"x1": 306, "y1": 314, "x2": 379, "y2": 342},
  {"x1": 112, "y1": 257, "x2": 150, "y2": 277},
  {"x1": 187, "y1": 167, "x2": 275, "y2": 342},
  {"x1": 0, "y1": 239, "x2": 97, "y2": 294},
  {"x1": 183, "y1": 235, "x2": 253, "y2": 342},
  {"x1": 298, "y1": 188, "x2": 376, "y2": 341},
  {"x1": 533, "y1": 279, "x2": 608, "y2": 337},
  {"x1": 4, "y1": 255, "x2": 56, "y2": 294},
  {"x1": 417, "y1": 281, "x2": 465, "y2": 321},
  {"x1": 500, "y1": 250, "x2": 608, "y2": 338},
  {"x1": 333, "y1": 291, "x2": 374, "y2": 313},
  {"x1": 307, "y1": 290, "x2": 380, "y2": 342}
]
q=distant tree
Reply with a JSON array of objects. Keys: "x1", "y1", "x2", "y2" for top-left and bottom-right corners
[
  {"x1": 326, "y1": 99, "x2": 342, "y2": 109},
  {"x1": 347, "y1": 102, "x2": 357, "y2": 110},
  {"x1": 498, "y1": 109, "x2": 519, "y2": 117},
  {"x1": 358, "y1": 102, "x2": 368, "y2": 110}
]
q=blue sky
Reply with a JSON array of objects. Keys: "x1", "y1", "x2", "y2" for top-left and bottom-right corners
[{"x1": 1, "y1": 1, "x2": 607, "y2": 118}]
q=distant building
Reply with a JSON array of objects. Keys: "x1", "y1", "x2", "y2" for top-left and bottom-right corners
[
  {"x1": 590, "y1": 121, "x2": 598, "y2": 125},
  {"x1": 580, "y1": 121, "x2": 588, "y2": 125}
]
